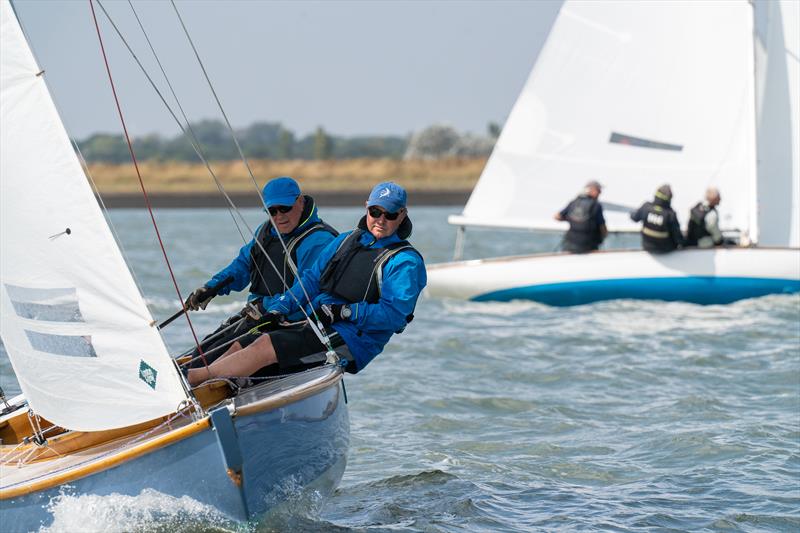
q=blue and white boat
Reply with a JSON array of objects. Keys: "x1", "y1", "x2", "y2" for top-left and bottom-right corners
[
  {"x1": 427, "y1": 0, "x2": 800, "y2": 306},
  {"x1": 0, "y1": 1, "x2": 348, "y2": 529}
]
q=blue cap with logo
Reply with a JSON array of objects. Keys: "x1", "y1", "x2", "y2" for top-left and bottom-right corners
[
  {"x1": 367, "y1": 181, "x2": 407, "y2": 213},
  {"x1": 262, "y1": 176, "x2": 301, "y2": 207}
]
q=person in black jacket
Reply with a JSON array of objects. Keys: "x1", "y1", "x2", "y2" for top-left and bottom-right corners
[
  {"x1": 685, "y1": 187, "x2": 723, "y2": 247},
  {"x1": 630, "y1": 184, "x2": 684, "y2": 253},
  {"x1": 554, "y1": 180, "x2": 608, "y2": 253}
]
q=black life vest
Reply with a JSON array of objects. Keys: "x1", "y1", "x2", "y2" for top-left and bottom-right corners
[
  {"x1": 249, "y1": 196, "x2": 337, "y2": 296},
  {"x1": 319, "y1": 228, "x2": 419, "y2": 304},
  {"x1": 563, "y1": 195, "x2": 602, "y2": 252},
  {"x1": 685, "y1": 202, "x2": 715, "y2": 246},
  {"x1": 640, "y1": 199, "x2": 678, "y2": 253}
]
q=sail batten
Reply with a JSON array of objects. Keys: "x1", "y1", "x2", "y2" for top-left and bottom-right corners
[
  {"x1": 457, "y1": 1, "x2": 759, "y2": 239},
  {"x1": 0, "y1": 0, "x2": 188, "y2": 432}
]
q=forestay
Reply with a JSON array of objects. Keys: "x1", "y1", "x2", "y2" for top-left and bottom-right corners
[
  {"x1": 0, "y1": 0, "x2": 187, "y2": 432},
  {"x1": 451, "y1": 1, "x2": 756, "y2": 237}
]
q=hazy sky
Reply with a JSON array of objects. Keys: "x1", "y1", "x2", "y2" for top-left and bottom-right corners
[{"x1": 11, "y1": 0, "x2": 562, "y2": 140}]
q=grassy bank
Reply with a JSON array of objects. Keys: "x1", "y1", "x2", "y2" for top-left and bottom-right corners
[{"x1": 87, "y1": 157, "x2": 486, "y2": 195}]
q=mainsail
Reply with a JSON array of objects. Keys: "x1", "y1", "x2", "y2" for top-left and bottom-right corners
[
  {"x1": 754, "y1": 0, "x2": 800, "y2": 247},
  {"x1": 451, "y1": 1, "x2": 759, "y2": 238},
  {"x1": 0, "y1": 0, "x2": 188, "y2": 432}
]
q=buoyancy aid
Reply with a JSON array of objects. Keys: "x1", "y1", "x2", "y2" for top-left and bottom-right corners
[
  {"x1": 319, "y1": 222, "x2": 419, "y2": 304},
  {"x1": 249, "y1": 196, "x2": 337, "y2": 296},
  {"x1": 563, "y1": 195, "x2": 602, "y2": 252},
  {"x1": 685, "y1": 202, "x2": 716, "y2": 246},
  {"x1": 640, "y1": 199, "x2": 678, "y2": 252}
]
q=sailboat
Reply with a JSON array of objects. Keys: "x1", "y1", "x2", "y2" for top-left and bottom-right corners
[
  {"x1": 426, "y1": 0, "x2": 800, "y2": 306},
  {"x1": 0, "y1": 1, "x2": 348, "y2": 529}
]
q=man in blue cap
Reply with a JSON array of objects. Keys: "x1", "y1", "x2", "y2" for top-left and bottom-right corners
[
  {"x1": 188, "y1": 181, "x2": 427, "y2": 385},
  {"x1": 184, "y1": 176, "x2": 338, "y2": 362}
]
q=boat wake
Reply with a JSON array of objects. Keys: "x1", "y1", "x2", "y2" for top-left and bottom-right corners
[{"x1": 40, "y1": 488, "x2": 235, "y2": 533}]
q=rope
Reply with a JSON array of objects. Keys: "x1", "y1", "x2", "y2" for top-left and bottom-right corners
[
  {"x1": 95, "y1": 0, "x2": 335, "y2": 357},
  {"x1": 95, "y1": 0, "x2": 294, "y2": 307},
  {"x1": 125, "y1": 1, "x2": 248, "y2": 246},
  {"x1": 89, "y1": 0, "x2": 206, "y2": 362},
  {"x1": 170, "y1": 0, "x2": 335, "y2": 351},
  {"x1": 1, "y1": 405, "x2": 196, "y2": 474}
]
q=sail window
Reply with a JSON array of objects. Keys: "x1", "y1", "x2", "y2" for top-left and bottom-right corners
[
  {"x1": 25, "y1": 331, "x2": 97, "y2": 358},
  {"x1": 609, "y1": 132, "x2": 683, "y2": 152},
  {"x1": 5, "y1": 285, "x2": 84, "y2": 322}
]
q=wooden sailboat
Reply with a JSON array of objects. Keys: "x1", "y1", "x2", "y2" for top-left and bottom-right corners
[
  {"x1": 0, "y1": 1, "x2": 348, "y2": 529},
  {"x1": 426, "y1": 0, "x2": 800, "y2": 306}
]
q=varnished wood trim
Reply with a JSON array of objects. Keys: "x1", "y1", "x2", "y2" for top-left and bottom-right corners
[
  {"x1": 0, "y1": 418, "x2": 210, "y2": 500},
  {"x1": 234, "y1": 368, "x2": 343, "y2": 417}
]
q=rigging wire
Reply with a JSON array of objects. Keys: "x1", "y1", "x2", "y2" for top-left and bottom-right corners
[
  {"x1": 169, "y1": 0, "x2": 334, "y2": 350},
  {"x1": 94, "y1": 0, "x2": 335, "y2": 358},
  {"x1": 89, "y1": 0, "x2": 207, "y2": 362},
  {"x1": 125, "y1": 0, "x2": 248, "y2": 247},
  {"x1": 95, "y1": 0, "x2": 293, "y2": 308},
  {"x1": 128, "y1": 0, "x2": 284, "y2": 296}
]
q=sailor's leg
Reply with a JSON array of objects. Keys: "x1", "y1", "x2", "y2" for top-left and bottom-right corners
[{"x1": 188, "y1": 334, "x2": 277, "y2": 386}]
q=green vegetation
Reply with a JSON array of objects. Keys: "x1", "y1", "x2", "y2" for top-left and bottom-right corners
[
  {"x1": 77, "y1": 120, "x2": 501, "y2": 164},
  {"x1": 78, "y1": 120, "x2": 408, "y2": 163}
]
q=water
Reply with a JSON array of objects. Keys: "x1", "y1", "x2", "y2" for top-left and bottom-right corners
[{"x1": 2, "y1": 207, "x2": 798, "y2": 532}]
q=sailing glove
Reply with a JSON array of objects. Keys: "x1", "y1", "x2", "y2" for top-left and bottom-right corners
[
  {"x1": 315, "y1": 304, "x2": 351, "y2": 327},
  {"x1": 242, "y1": 299, "x2": 266, "y2": 321},
  {"x1": 185, "y1": 286, "x2": 215, "y2": 311}
]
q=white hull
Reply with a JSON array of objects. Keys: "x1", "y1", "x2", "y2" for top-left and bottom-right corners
[{"x1": 426, "y1": 247, "x2": 800, "y2": 306}]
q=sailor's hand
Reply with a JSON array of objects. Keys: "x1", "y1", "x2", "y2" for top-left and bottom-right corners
[
  {"x1": 315, "y1": 304, "x2": 350, "y2": 327},
  {"x1": 242, "y1": 299, "x2": 266, "y2": 321},
  {"x1": 185, "y1": 286, "x2": 215, "y2": 311},
  {"x1": 267, "y1": 310, "x2": 285, "y2": 325}
]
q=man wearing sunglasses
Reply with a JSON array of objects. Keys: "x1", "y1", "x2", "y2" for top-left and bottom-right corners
[
  {"x1": 187, "y1": 181, "x2": 426, "y2": 386},
  {"x1": 184, "y1": 176, "x2": 338, "y2": 362}
]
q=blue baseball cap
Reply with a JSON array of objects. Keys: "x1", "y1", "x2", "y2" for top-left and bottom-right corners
[
  {"x1": 262, "y1": 176, "x2": 301, "y2": 207},
  {"x1": 367, "y1": 182, "x2": 407, "y2": 213}
]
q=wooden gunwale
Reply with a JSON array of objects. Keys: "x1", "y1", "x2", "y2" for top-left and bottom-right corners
[
  {"x1": 0, "y1": 417, "x2": 210, "y2": 499},
  {"x1": 233, "y1": 366, "x2": 343, "y2": 417},
  {"x1": 0, "y1": 366, "x2": 343, "y2": 500}
]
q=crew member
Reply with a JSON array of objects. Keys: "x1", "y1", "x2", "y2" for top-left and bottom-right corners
[
  {"x1": 630, "y1": 184, "x2": 684, "y2": 253},
  {"x1": 184, "y1": 176, "x2": 337, "y2": 362},
  {"x1": 685, "y1": 187, "x2": 723, "y2": 248},
  {"x1": 554, "y1": 180, "x2": 608, "y2": 253},
  {"x1": 187, "y1": 181, "x2": 426, "y2": 385}
]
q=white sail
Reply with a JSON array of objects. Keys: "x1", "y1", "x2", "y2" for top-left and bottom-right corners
[
  {"x1": 451, "y1": 1, "x2": 756, "y2": 237},
  {"x1": 754, "y1": 0, "x2": 800, "y2": 247},
  {"x1": 0, "y1": 0, "x2": 188, "y2": 432}
]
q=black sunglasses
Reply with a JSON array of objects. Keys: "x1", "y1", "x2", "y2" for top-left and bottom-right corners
[
  {"x1": 268, "y1": 204, "x2": 294, "y2": 216},
  {"x1": 368, "y1": 206, "x2": 401, "y2": 221}
]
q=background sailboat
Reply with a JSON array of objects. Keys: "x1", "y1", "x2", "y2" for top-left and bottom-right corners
[
  {"x1": 426, "y1": 0, "x2": 800, "y2": 306},
  {"x1": 0, "y1": 1, "x2": 348, "y2": 529}
]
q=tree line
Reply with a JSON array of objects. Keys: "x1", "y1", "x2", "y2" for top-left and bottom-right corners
[{"x1": 76, "y1": 120, "x2": 499, "y2": 163}]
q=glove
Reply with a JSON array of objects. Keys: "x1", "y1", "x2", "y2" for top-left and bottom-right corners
[
  {"x1": 185, "y1": 286, "x2": 215, "y2": 311},
  {"x1": 315, "y1": 304, "x2": 350, "y2": 328},
  {"x1": 241, "y1": 299, "x2": 266, "y2": 321}
]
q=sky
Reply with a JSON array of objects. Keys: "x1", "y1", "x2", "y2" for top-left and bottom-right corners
[{"x1": 11, "y1": 0, "x2": 562, "y2": 140}]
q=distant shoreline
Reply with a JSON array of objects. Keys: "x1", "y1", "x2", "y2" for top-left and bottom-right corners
[{"x1": 97, "y1": 189, "x2": 471, "y2": 208}]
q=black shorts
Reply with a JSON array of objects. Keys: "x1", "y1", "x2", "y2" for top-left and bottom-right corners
[{"x1": 248, "y1": 324, "x2": 349, "y2": 372}]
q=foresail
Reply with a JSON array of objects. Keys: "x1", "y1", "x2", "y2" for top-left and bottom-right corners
[
  {"x1": 754, "y1": 0, "x2": 800, "y2": 247},
  {"x1": 454, "y1": 1, "x2": 756, "y2": 236},
  {"x1": 0, "y1": 0, "x2": 188, "y2": 432}
]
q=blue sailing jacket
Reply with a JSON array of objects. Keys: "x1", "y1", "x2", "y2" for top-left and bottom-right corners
[
  {"x1": 206, "y1": 200, "x2": 336, "y2": 307},
  {"x1": 267, "y1": 227, "x2": 427, "y2": 372}
]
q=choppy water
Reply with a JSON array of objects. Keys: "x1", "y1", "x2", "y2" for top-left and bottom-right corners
[{"x1": 1, "y1": 207, "x2": 799, "y2": 532}]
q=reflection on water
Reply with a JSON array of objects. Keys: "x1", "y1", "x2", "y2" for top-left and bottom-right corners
[{"x1": 1, "y1": 207, "x2": 798, "y2": 532}]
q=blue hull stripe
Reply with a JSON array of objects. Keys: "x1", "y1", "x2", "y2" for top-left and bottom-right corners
[{"x1": 473, "y1": 277, "x2": 800, "y2": 306}]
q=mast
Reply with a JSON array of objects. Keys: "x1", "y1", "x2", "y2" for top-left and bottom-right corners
[{"x1": 748, "y1": 0, "x2": 760, "y2": 246}]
